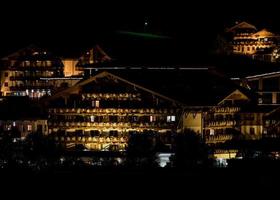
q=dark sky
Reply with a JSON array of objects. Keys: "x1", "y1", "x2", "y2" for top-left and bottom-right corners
[{"x1": 0, "y1": 0, "x2": 279, "y2": 59}]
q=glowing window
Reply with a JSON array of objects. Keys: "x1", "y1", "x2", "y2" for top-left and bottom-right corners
[
  {"x1": 90, "y1": 116, "x2": 95, "y2": 122},
  {"x1": 150, "y1": 115, "x2": 156, "y2": 122},
  {"x1": 27, "y1": 125, "x2": 32, "y2": 131},
  {"x1": 167, "y1": 116, "x2": 176, "y2": 122},
  {"x1": 92, "y1": 100, "x2": 100, "y2": 108}
]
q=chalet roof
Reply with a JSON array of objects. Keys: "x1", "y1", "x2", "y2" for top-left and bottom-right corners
[
  {"x1": 76, "y1": 45, "x2": 112, "y2": 65},
  {"x1": 1, "y1": 44, "x2": 44, "y2": 60},
  {"x1": 226, "y1": 21, "x2": 257, "y2": 33},
  {"x1": 45, "y1": 68, "x2": 254, "y2": 107},
  {"x1": 0, "y1": 44, "x2": 62, "y2": 63},
  {"x1": 252, "y1": 29, "x2": 276, "y2": 38}
]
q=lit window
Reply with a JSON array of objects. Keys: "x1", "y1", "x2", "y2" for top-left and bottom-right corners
[
  {"x1": 12, "y1": 121, "x2": 16, "y2": 127},
  {"x1": 92, "y1": 100, "x2": 100, "y2": 108},
  {"x1": 90, "y1": 116, "x2": 95, "y2": 122},
  {"x1": 46, "y1": 61, "x2": 52, "y2": 67},
  {"x1": 150, "y1": 115, "x2": 156, "y2": 122},
  {"x1": 167, "y1": 115, "x2": 176, "y2": 122},
  {"x1": 95, "y1": 100, "x2": 100, "y2": 108},
  {"x1": 27, "y1": 125, "x2": 32, "y2": 131}
]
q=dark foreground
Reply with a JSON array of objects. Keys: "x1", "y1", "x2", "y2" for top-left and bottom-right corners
[{"x1": 0, "y1": 166, "x2": 279, "y2": 198}]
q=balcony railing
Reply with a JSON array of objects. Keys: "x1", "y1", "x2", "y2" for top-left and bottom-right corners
[
  {"x1": 82, "y1": 93, "x2": 141, "y2": 101},
  {"x1": 49, "y1": 108, "x2": 176, "y2": 115},
  {"x1": 53, "y1": 136, "x2": 128, "y2": 143},
  {"x1": 205, "y1": 134, "x2": 233, "y2": 143},
  {"x1": 211, "y1": 107, "x2": 240, "y2": 113},
  {"x1": 206, "y1": 120, "x2": 237, "y2": 127},
  {"x1": 48, "y1": 121, "x2": 174, "y2": 130}
]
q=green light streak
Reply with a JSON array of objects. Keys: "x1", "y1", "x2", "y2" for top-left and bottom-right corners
[{"x1": 116, "y1": 31, "x2": 172, "y2": 39}]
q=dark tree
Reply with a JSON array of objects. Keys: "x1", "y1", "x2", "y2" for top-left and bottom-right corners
[
  {"x1": 173, "y1": 129, "x2": 209, "y2": 168},
  {"x1": 24, "y1": 132, "x2": 63, "y2": 161},
  {"x1": 126, "y1": 131, "x2": 158, "y2": 167}
]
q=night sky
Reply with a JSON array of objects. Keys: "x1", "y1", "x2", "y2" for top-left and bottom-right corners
[{"x1": 0, "y1": 0, "x2": 279, "y2": 59}]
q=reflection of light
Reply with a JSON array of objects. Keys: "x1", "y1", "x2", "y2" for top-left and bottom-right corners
[
  {"x1": 157, "y1": 153, "x2": 174, "y2": 168},
  {"x1": 216, "y1": 158, "x2": 228, "y2": 167}
]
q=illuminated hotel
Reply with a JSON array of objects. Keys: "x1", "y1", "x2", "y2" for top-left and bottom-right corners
[
  {"x1": 226, "y1": 21, "x2": 280, "y2": 61},
  {"x1": 43, "y1": 71, "x2": 181, "y2": 151},
  {"x1": 40, "y1": 66, "x2": 274, "y2": 150},
  {"x1": 1, "y1": 43, "x2": 280, "y2": 152},
  {"x1": 0, "y1": 45, "x2": 64, "y2": 98},
  {"x1": 0, "y1": 45, "x2": 110, "y2": 98}
]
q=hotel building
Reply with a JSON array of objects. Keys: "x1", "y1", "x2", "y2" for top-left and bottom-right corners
[{"x1": 226, "y1": 21, "x2": 280, "y2": 62}]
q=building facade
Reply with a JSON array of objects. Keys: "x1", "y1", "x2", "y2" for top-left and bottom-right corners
[
  {"x1": 0, "y1": 45, "x2": 64, "y2": 98},
  {"x1": 43, "y1": 71, "x2": 181, "y2": 151},
  {"x1": 226, "y1": 21, "x2": 280, "y2": 62}
]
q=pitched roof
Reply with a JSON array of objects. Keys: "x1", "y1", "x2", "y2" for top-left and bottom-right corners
[
  {"x1": 252, "y1": 29, "x2": 276, "y2": 38},
  {"x1": 226, "y1": 21, "x2": 257, "y2": 32},
  {"x1": 44, "y1": 68, "x2": 252, "y2": 107}
]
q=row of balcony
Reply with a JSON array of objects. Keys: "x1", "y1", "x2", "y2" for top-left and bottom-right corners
[
  {"x1": 49, "y1": 108, "x2": 176, "y2": 114},
  {"x1": 206, "y1": 120, "x2": 237, "y2": 127},
  {"x1": 233, "y1": 41, "x2": 274, "y2": 45},
  {"x1": 211, "y1": 107, "x2": 240, "y2": 113},
  {"x1": 82, "y1": 93, "x2": 141, "y2": 100},
  {"x1": 48, "y1": 121, "x2": 174, "y2": 129},
  {"x1": 205, "y1": 134, "x2": 233, "y2": 143},
  {"x1": 53, "y1": 136, "x2": 127, "y2": 143}
]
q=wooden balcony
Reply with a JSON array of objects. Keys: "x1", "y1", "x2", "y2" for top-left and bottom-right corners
[
  {"x1": 205, "y1": 134, "x2": 233, "y2": 144},
  {"x1": 206, "y1": 120, "x2": 237, "y2": 127},
  {"x1": 48, "y1": 121, "x2": 173, "y2": 130},
  {"x1": 48, "y1": 108, "x2": 175, "y2": 115}
]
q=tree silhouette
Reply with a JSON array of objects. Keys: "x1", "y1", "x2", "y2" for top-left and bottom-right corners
[
  {"x1": 173, "y1": 129, "x2": 208, "y2": 168},
  {"x1": 126, "y1": 131, "x2": 158, "y2": 167}
]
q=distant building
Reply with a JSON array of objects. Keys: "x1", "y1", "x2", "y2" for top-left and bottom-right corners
[
  {"x1": 0, "y1": 45, "x2": 64, "y2": 98},
  {"x1": 0, "y1": 97, "x2": 48, "y2": 138},
  {"x1": 226, "y1": 21, "x2": 280, "y2": 62},
  {"x1": 0, "y1": 45, "x2": 114, "y2": 98}
]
